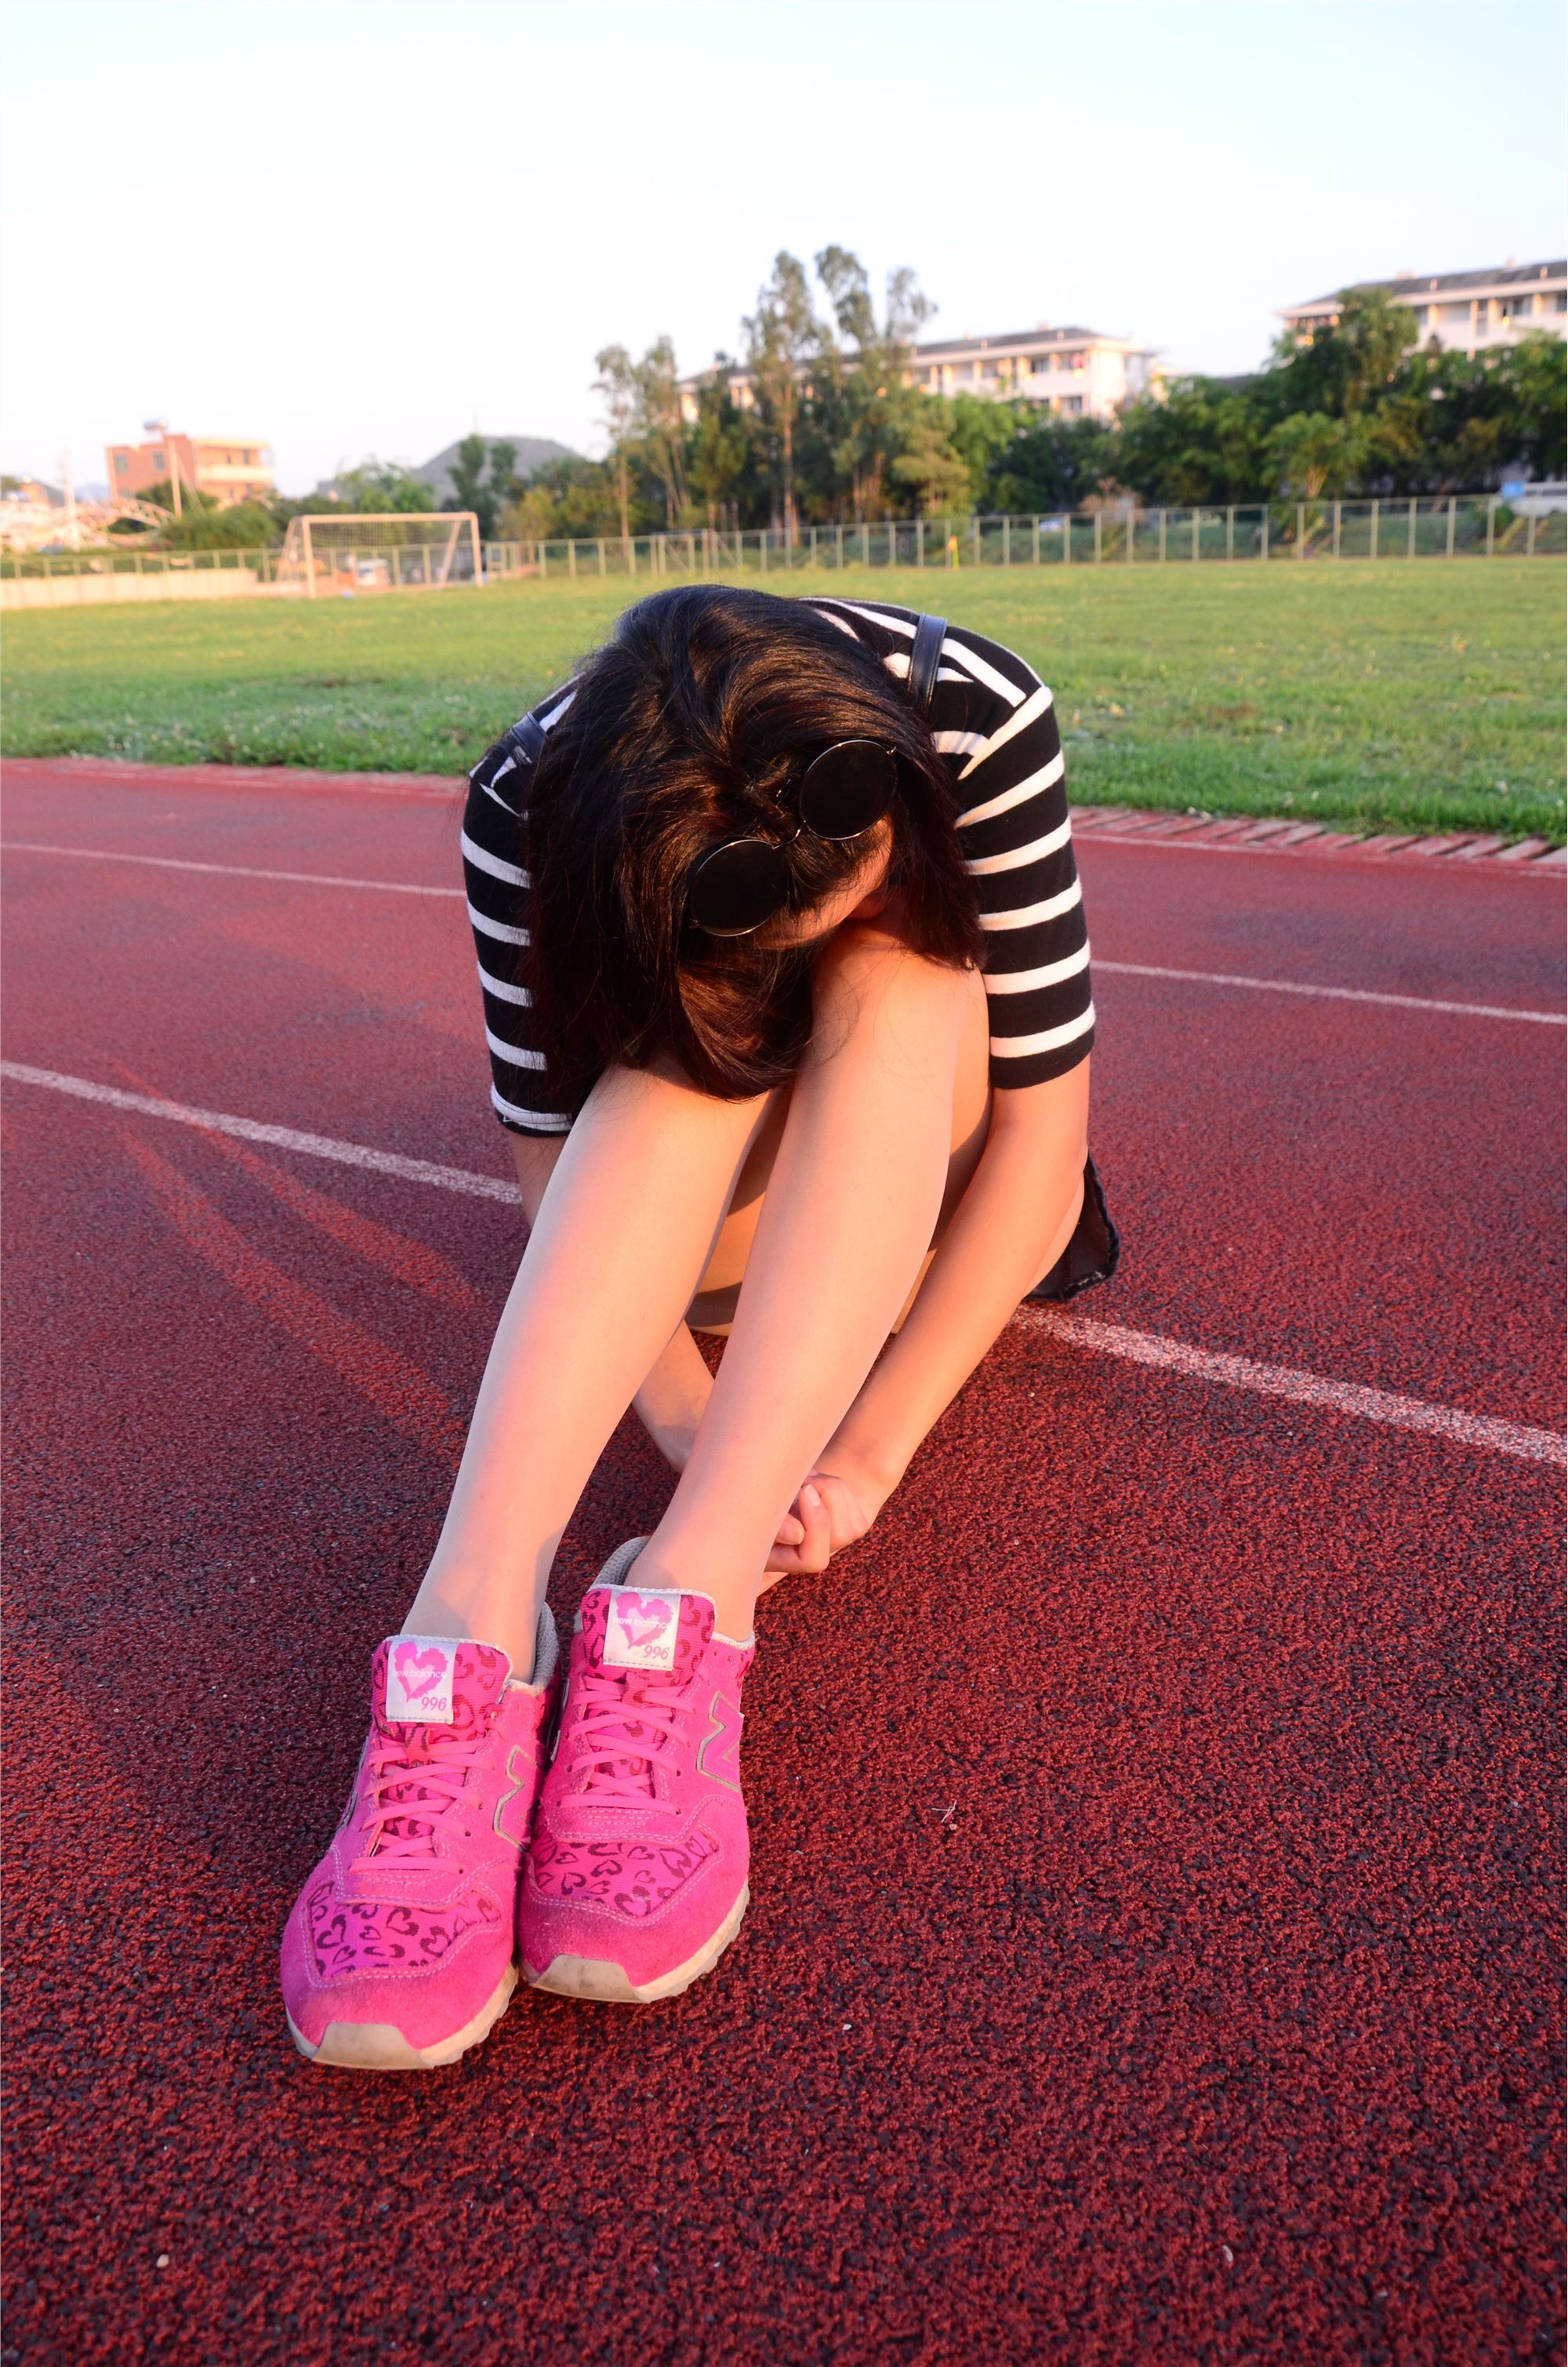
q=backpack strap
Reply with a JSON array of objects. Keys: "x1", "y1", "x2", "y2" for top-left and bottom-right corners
[
  {"x1": 504, "y1": 711, "x2": 547, "y2": 768},
  {"x1": 908, "y1": 612, "x2": 947, "y2": 723}
]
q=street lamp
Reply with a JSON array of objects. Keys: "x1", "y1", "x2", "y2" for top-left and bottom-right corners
[{"x1": 143, "y1": 417, "x2": 182, "y2": 518}]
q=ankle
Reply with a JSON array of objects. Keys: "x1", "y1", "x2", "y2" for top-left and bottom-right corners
[
  {"x1": 624, "y1": 1544, "x2": 757, "y2": 1644},
  {"x1": 401, "y1": 1573, "x2": 543, "y2": 1684}
]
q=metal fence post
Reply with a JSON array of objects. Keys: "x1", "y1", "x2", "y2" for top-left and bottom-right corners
[
  {"x1": 972, "y1": 515, "x2": 980, "y2": 565},
  {"x1": 1446, "y1": 496, "x2": 1457, "y2": 557},
  {"x1": 1226, "y1": 505, "x2": 1235, "y2": 561},
  {"x1": 1261, "y1": 508, "x2": 1269, "y2": 561},
  {"x1": 1032, "y1": 515, "x2": 1041, "y2": 565},
  {"x1": 916, "y1": 517, "x2": 925, "y2": 568},
  {"x1": 1296, "y1": 503, "x2": 1305, "y2": 557},
  {"x1": 1485, "y1": 498, "x2": 1496, "y2": 557},
  {"x1": 1094, "y1": 511, "x2": 1102, "y2": 564},
  {"x1": 1127, "y1": 508, "x2": 1135, "y2": 563},
  {"x1": 1331, "y1": 499, "x2": 1341, "y2": 559},
  {"x1": 1370, "y1": 500, "x2": 1379, "y2": 561},
  {"x1": 1407, "y1": 499, "x2": 1417, "y2": 559},
  {"x1": 1158, "y1": 509, "x2": 1167, "y2": 563},
  {"x1": 1003, "y1": 516, "x2": 1011, "y2": 568},
  {"x1": 861, "y1": 523, "x2": 869, "y2": 567},
  {"x1": 1192, "y1": 506, "x2": 1200, "y2": 562}
]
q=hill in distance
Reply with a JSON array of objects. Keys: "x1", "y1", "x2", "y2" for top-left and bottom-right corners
[{"x1": 416, "y1": 436, "x2": 576, "y2": 499}]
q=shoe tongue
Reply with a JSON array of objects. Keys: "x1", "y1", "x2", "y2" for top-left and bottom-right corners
[
  {"x1": 372, "y1": 1636, "x2": 510, "y2": 1737},
  {"x1": 580, "y1": 1585, "x2": 713, "y2": 1676}
]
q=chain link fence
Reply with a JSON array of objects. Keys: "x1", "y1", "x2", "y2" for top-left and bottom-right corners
[
  {"x1": 4, "y1": 493, "x2": 1561, "y2": 605},
  {"x1": 486, "y1": 495, "x2": 1563, "y2": 582}
]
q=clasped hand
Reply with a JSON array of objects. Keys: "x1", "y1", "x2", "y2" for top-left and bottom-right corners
[{"x1": 763, "y1": 1459, "x2": 887, "y2": 1580}]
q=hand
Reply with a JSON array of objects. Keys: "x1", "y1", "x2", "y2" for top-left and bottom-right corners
[{"x1": 764, "y1": 1458, "x2": 890, "y2": 1581}]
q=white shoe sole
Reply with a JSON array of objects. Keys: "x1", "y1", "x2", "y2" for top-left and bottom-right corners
[
  {"x1": 286, "y1": 1963, "x2": 518, "y2": 2071},
  {"x1": 525, "y1": 1885, "x2": 750, "y2": 2006}
]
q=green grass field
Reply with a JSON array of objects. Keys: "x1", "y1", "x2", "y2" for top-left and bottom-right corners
[{"x1": 3, "y1": 560, "x2": 1561, "y2": 839}]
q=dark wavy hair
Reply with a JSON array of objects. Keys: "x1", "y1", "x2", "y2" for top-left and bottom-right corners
[{"x1": 518, "y1": 585, "x2": 983, "y2": 1111}]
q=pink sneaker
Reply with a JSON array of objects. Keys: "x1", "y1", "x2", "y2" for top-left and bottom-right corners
[
  {"x1": 520, "y1": 1539, "x2": 754, "y2": 2005},
  {"x1": 281, "y1": 1610, "x2": 559, "y2": 2069}
]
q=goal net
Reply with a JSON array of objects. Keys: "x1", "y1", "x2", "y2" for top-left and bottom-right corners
[{"x1": 278, "y1": 511, "x2": 481, "y2": 595}]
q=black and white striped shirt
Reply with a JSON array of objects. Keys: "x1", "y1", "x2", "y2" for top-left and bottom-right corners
[{"x1": 463, "y1": 595, "x2": 1094, "y2": 1136}]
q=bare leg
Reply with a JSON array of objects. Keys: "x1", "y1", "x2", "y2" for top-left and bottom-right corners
[
  {"x1": 633, "y1": 928, "x2": 978, "y2": 1636},
  {"x1": 402, "y1": 1066, "x2": 769, "y2": 1668},
  {"x1": 405, "y1": 930, "x2": 985, "y2": 1668}
]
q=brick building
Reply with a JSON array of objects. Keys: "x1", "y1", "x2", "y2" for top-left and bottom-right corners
[{"x1": 104, "y1": 432, "x2": 274, "y2": 508}]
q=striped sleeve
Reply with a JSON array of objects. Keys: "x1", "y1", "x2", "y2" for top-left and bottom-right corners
[
  {"x1": 462, "y1": 684, "x2": 576, "y2": 1136},
  {"x1": 808, "y1": 598, "x2": 1094, "y2": 1088}
]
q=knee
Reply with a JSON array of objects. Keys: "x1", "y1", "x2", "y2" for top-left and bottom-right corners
[
  {"x1": 812, "y1": 921, "x2": 971, "y2": 1020},
  {"x1": 810, "y1": 925, "x2": 977, "y2": 1074}
]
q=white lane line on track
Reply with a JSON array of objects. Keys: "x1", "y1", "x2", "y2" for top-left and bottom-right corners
[
  {"x1": 5, "y1": 1058, "x2": 1562, "y2": 1469},
  {"x1": 0, "y1": 1063, "x2": 514, "y2": 1200},
  {"x1": 1014, "y1": 1307, "x2": 1563, "y2": 1467},
  {"x1": 5, "y1": 843, "x2": 1560, "y2": 1027},
  {"x1": 1094, "y1": 959, "x2": 1566, "y2": 1027},
  {"x1": 0, "y1": 841, "x2": 462, "y2": 898}
]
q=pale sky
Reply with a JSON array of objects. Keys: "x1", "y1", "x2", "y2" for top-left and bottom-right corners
[{"x1": 2, "y1": 0, "x2": 1562, "y2": 494}]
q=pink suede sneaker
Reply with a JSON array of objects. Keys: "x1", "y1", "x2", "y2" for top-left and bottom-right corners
[
  {"x1": 520, "y1": 1539, "x2": 754, "y2": 2005},
  {"x1": 281, "y1": 1610, "x2": 559, "y2": 2069}
]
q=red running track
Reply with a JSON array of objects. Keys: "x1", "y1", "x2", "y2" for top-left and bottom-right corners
[{"x1": 2, "y1": 760, "x2": 1563, "y2": 2365}]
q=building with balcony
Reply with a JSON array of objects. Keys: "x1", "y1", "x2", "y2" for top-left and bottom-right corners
[
  {"x1": 679, "y1": 323, "x2": 1159, "y2": 426},
  {"x1": 906, "y1": 325, "x2": 1158, "y2": 417},
  {"x1": 104, "y1": 432, "x2": 274, "y2": 508},
  {"x1": 1279, "y1": 260, "x2": 1566, "y2": 356}
]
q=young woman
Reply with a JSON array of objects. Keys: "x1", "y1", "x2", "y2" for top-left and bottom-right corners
[{"x1": 280, "y1": 586, "x2": 1116, "y2": 2068}]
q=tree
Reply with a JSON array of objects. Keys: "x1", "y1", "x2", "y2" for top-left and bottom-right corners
[
  {"x1": 630, "y1": 338, "x2": 689, "y2": 528},
  {"x1": 309, "y1": 459, "x2": 436, "y2": 514},
  {"x1": 744, "y1": 252, "x2": 824, "y2": 535},
  {"x1": 887, "y1": 394, "x2": 973, "y2": 516},
  {"x1": 1266, "y1": 412, "x2": 1370, "y2": 499},
  {"x1": 447, "y1": 435, "x2": 518, "y2": 540},
  {"x1": 1113, "y1": 379, "x2": 1272, "y2": 504},
  {"x1": 1271, "y1": 286, "x2": 1417, "y2": 420},
  {"x1": 687, "y1": 361, "x2": 764, "y2": 528},
  {"x1": 593, "y1": 344, "x2": 638, "y2": 541},
  {"x1": 985, "y1": 412, "x2": 1116, "y2": 513},
  {"x1": 812, "y1": 249, "x2": 939, "y2": 521}
]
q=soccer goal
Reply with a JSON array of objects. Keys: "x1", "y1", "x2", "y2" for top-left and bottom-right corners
[{"x1": 278, "y1": 511, "x2": 482, "y2": 597}]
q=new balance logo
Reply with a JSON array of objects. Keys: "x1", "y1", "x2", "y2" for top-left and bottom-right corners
[{"x1": 695, "y1": 1690, "x2": 743, "y2": 1792}]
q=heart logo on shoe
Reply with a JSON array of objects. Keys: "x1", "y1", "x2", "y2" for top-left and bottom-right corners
[
  {"x1": 394, "y1": 1644, "x2": 446, "y2": 1701},
  {"x1": 603, "y1": 1588, "x2": 681, "y2": 1673},
  {"x1": 385, "y1": 1636, "x2": 457, "y2": 1724}
]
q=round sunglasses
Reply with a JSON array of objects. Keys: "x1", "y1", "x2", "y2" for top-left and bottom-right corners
[{"x1": 686, "y1": 738, "x2": 898, "y2": 938}]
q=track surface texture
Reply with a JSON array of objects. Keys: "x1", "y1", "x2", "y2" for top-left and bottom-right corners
[{"x1": 4, "y1": 760, "x2": 1563, "y2": 2367}]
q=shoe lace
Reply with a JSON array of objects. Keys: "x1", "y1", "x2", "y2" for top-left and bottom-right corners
[
  {"x1": 563, "y1": 1666, "x2": 690, "y2": 1808},
  {"x1": 352, "y1": 1720, "x2": 492, "y2": 1869}
]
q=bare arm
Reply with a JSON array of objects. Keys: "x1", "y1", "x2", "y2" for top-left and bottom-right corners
[{"x1": 768, "y1": 1058, "x2": 1091, "y2": 1573}]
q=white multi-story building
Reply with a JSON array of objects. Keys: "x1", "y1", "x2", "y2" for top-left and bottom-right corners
[
  {"x1": 905, "y1": 325, "x2": 1158, "y2": 419},
  {"x1": 1279, "y1": 260, "x2": 1566, "y2": 356},
  {"x1": 679, "y1": 323, "x2": 1158, "y2": 426}
]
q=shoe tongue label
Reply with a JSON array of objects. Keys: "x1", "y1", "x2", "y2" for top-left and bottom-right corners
[
  {"x1": 386, "y1": 1636, "x2": 457, "y2": 1724},
  {"x1": 601, "y1": 1588, "x2": 681, "y2": 1673}
]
